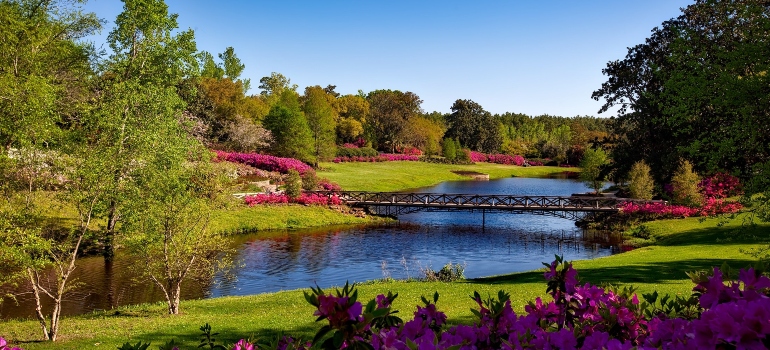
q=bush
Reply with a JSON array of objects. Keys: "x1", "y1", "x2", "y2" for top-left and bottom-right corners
[
  {"x1": 628, "y1": 160, "x2": 655, "y2": 200},
  {"x1": 213, "y1": 151, "x2": 312, "y2": 175},
  {"x1": 300, "y1": 170, "x2": 318, "y2": 191},
  {"x1": 422, "y1": 262, "x2": 465, "y2": 282},
  {"x1": 284, "y1": 169, "x2": 302, "y2": 199},
  {"x1": 671, "y1": 159, "x2": 703, "y2": 206},
  {"x1": 335, "y1": 146, "x2": 378, "y2": 158}
]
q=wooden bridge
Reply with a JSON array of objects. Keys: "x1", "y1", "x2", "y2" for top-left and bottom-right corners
[{"x1": 311, "y1": 191, "x2": 661, "y2": 221}]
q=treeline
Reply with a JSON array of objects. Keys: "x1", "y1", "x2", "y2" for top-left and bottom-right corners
[{"x1": 190, "y1": 67, "x2": 610, "y2": 166}]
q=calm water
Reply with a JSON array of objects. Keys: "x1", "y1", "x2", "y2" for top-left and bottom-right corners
[{"x1": 1, "y1": 177, "x2": 619, "y2": 320}]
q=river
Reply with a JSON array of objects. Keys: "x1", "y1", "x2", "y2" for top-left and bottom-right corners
[{"x1": 0, "y1": 176, "x2": 620, "y2": 320}]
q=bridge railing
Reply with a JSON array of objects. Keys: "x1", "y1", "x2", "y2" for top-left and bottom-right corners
[{"x1": 309, "y1": 191, "x2": 665, "y2": 212}]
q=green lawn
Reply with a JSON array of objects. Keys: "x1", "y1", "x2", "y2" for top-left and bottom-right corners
[
  {"x1": 3, "y1": 213, "x2": 767, "y2": 349},
  {"x1": 317, "y1": 161, "x2": 570, "y2": 192}
]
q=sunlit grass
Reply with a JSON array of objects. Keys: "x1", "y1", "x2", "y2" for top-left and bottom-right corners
[{"x1": 317, "y1": 162, "x2": 571, "y2": 192}]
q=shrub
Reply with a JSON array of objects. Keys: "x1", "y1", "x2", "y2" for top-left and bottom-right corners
[
  {"x1": 671, "y1": 159, "x2": 703, "y2": 206},
  {"x1": 628, "y1": 160, "x2": 655, "y2": 200},
  {"x1": 284, "y1": 169, "x2": 302, "y2": 199},
  {"x1": 579, "y1": 147, "x2": 609, "y2": 194},
  {"x1": 335, "y1": 146, "x2": 379, "y2": 158},
  {"x1": 442, "y1": 138, "x2": 457, "y2": 161},
  {"x1": 300, "y1": 170, "x2": 318, "y2": 191},
  {"x1": 213, "y1": 151, "x2": 312, "y2": 175},
  {"x1": 699, "y1": 172, "x2": 742, "y2": 199},
  {"x1": 422, "y1": 262, "x2": 465, "y2": 282}
]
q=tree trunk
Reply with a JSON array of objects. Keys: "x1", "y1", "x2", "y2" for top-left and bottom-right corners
[
  {"x1": 27, "y1": 269, "x2": 50, "y2": 341},
  {"x1": 104, "y1": 201, "x2": 118, "y2": 262},
  {"x1": 168, "y1": 284, "x2": 181, "y2": 315}
]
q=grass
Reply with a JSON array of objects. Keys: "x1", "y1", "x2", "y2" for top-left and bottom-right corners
[
  {"x1": 3, "y1": 213, "x2": 768, "y2": 349},
  {"x1": 209, "y1": 203, "x2": 383, "y2": 234},
  {"x1": 317, "y1": 161, "x2": 571, "y2": 192}
]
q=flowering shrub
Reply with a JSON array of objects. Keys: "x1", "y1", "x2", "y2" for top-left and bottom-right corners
[
  {"x1": 0, "y1": 338, "x2": 21, "y2": 350},
  {"x1": 318, "y1": 179, "x2": 342, "y2": 191},
  {"x1": 468, "y1": 151, "x2": 488, "y2": 163},
  {"x1": 332, "y1": 154, "x2": 420, "y2": 163},
  {"x1": 243, "y1": 193, "x2": 341, "y2": 206},
  {"x1": 341, "y1": 143, "x2": 359, "y2": 149},
  {"x1": 214, "y1": 151, "x2": 312, "y2": 175},
  {"x1": 527, "y1": 159, "x2": 544, "y2": 166},
  {"x1": 230, "y1": 257, "x2": 770, "y2": 349},
  {"x1": 620, "y1": 198, "x2": 742, "y2": 218},
  {"x1": 487, "y1": 153, "x2": 525, "y2": 166},
  {"x1": 699, "y1": 172, "x2": 743, "y2": 199}
]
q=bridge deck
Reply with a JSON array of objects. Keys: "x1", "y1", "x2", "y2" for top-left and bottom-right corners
[{"x1": 312, "y1": 191, "x2": 660, "y2": 213}]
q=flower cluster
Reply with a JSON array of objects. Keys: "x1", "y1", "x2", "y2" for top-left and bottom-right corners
[
  {"x1": 527, "y1": 160, "x2": 544, "y2": 166},
  {"x1": 0, "y1": 338, "x2": 21, "y2": 350},
  {"x1": 243, "y1": 193, "x2": 342, "y2": 206},
  {"x1": 620, "y1": 198, "x2": 742, "y2": 218},
  {"x1": 318, "y1": 179, "x2": 342, "y2": 191},
  {"x1": 220, "y1": 258, "x2": 765, "y2": 349},
  {"x1": 332, "y1": 154, "x2": 420, "y2": 163},
  {"x1": 699, "y1": 172, "x2": 743, "y2": 199},
  {"x1": 213, "y1": 151, "x2": 312, "y2": 175},
  {"x1": 341, "y1": 143, "x2": 359, "y2": 149},
  {"x1": 487, "y1": 153, "x2": 526, "y2": 166},
  {"x1": 469, "y1": 151, "x2": 488, "y2": 163}
]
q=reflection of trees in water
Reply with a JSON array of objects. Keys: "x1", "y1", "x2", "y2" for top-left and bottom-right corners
[{"x1": 1, "y1": 254, "x2": 206, "y2": 320}]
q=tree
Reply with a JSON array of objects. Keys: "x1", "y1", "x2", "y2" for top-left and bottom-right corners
[
  {"x1": 366, "y1": 89, "x2": 422, "y2": 152},
  {"x1": 334, "y1": 94, "x2": 370, "y2": 143},
  {"x1": 445, "y1": 99, "x2": 502, "y2": 153},
  {"x1": 0, "y1": 0, "x2": 100, "y2": 341},
  {"x1": 263, "y1": 91, "x2": 314, "y2": 163},
  {"x1": 122, "y1": 142, "x2": 232, "y2": 315},
  {"x1": 404, "y1": 116, "x2": 445, "y2": 156},
  {"x1": 259, "y1": 72, "x2": 297, "y2": 107},
  {"x1": 442, "y1": 138, "x2": 458, "y2": 161},
  {"x1": 579, "y1": 147, "x2": 609, "y2": 194},
  {"x1": 628, "y1": 160, "x2": 655, "y2": 200},
  {"x1": 592, "y1": 0, "x2": 770, "y2": 184},
  {"x1": 671, "y1": 159, "x2": 703, "y2": 207},
  {"x1": 302, "y1": 86, "x2": 337, "y2": 165},
  {"x1": 90, "y1": 0, "x2": 199, "y2": 262}
]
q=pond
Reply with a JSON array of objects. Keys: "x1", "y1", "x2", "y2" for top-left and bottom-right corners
[{"x1": 0, "y1": 176, "x2": 620, "y2": 320}]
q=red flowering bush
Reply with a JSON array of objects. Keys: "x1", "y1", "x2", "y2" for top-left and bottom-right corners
[
  {"x1": 213, "y1": 151, "x2": 312, "y2": 175},
  {"x1": 699, "y1": 172, "x2": 743, "y2": 199},
  {"x1": 243, "y1": 193, "x2": 341, "y2": 206},
  {"x1": 487, "y1": 153, "x2": 525, "y2": 166},
  {"x1": 332, "y1": 154, "x2": 420, "y2": 163},
  {"x1": 620, "y1": 198, "x2": 742, "y2": 218},
  {"x1": 395, "y1": 146, "x2": 422, "y2": 156}
]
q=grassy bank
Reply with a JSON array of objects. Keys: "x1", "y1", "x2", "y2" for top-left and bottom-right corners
[
  {"x1": 317, "y1": 161, "x2": 570, "y2": 192},
  {"x1": 3, "y1": 213, "x2": 766, "y2": 349},
  {"x1": 209, "y1": 204, "x2": 381, "y2": 234}
]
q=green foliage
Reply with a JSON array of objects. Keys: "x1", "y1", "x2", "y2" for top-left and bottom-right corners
[
  {"x1": 336, "y1": 147, "x2": 379, "y2": 157},
  {"x1": 302, "y1": 86, "x2": 337, "y2": 164},
  {"x1": 628, "y1": 160, "x2": 655, "y2": 200},
  {"x1": 263, "y1": 91, "x2": 315, "y2": 164},
  {"x1": 445, "y1": 99, "x2": 501, "y2": 153},
  {"x1": 199, "y1": 323, "x2": 227, "y2": 350},
  {"x1": 593, "y1": 0, "x2": 770, "y2": 185},
  {"x1": 579, "y1": 147, "x2": 609, "y2": 194},
  {"x1": 301, "y1": 170, "x2": 319, "y2": 191},
  {"x1": 284, "y1": 169, "x2": 302, "y2": 199},
  {"x1": 671, "y1": 159, "x2": 703, "y2": 206},
  {"x1": 117, "y1": 341, "x2": 151, "y2": 350},
  {"x1": 442, "y1": 138, "x2": 457, "y2": 161},
  {"x1": 366, "y1": 89, "x2": 423, "y2": 152},
  {"x1": 422, "y1": 262, "x2": 465, "y2": 282}
]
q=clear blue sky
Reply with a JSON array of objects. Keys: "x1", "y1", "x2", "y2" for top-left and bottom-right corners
[{"x1": 82, "y1": 1, "x2": 693, "y2": 118}]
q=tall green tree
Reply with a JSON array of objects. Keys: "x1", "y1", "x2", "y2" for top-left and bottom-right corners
[
  {"x1": 628, "y1": 160, "x2": 655, "y2": 200},
  {"x1": 366, "y1": 89, "x2": 422, "y2": 152},
  {"x1": 263, "y1": 91, "x2": 314, "y2": 163},
  {"x1": 89, "y1": 0, "x2": 198, "y2": 261},
  {"x1": 580, "y1": 147, "x2": 609, "y2": 194},
  {"x1": 259, "y1": 72, "x2": 297, "y2": 107},
  {"x1": 593, "y1": 0, "x2": 770, "y2": 184},
  {"x1": 445, "y1": 99, "x2": 501, "y2": 153},
  {"x1": 302, "y1": 85, "x2": 336, "y2": 165}
]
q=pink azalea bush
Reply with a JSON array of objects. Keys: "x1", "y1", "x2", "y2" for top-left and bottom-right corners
[
  {"x1": 699, "y1": 172, "x2": 743, "y2": 199},
  {"x1": 487, "y1": 153, "x2": 525, "y2": 166},
  {"x1": 341, "y1": 143, "x2": 359, "y2": 149},
  {"x1": 213, "y1": 151, "x2": 312, "y2": 175},
  {"x1": 395, "y1": 146, "x2": 422, "y2": 156},
  {"x1": 243, "y1": 193, "x2": 341, "y2": 206},
  {"x1": 0, "y1": 338, "x2": 21, "y2": 350},
  {"x1": 228, "y1": 258, "x2": 770, "y2": 349},
  {"x1": 332, "y1": 154, "x2": 420, "y2": 163},
  {"x1": 621, "y1": 198, "x2": 742, "y2": 218},
  {"x1": 469, "y1": 151, "x2": 488, "y2": 163},
  {"x1": 318, "y1": 179, "x2": 342, "y2": 191}
]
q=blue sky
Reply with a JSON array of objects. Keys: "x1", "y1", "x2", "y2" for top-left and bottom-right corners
[{"x1": 82, "y1": 1, "x2": 693, "y2": 117}]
